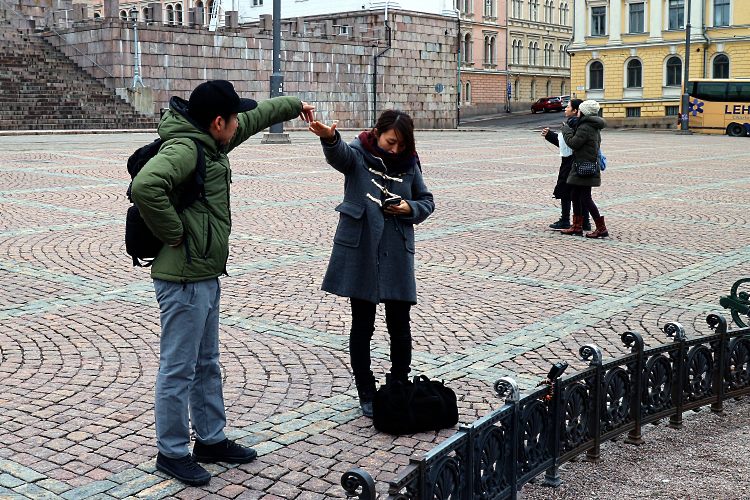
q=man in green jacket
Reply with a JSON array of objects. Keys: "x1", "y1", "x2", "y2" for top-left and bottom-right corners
[{"x1": 130, "y1": 80, "x2": 314, "y2": 486}]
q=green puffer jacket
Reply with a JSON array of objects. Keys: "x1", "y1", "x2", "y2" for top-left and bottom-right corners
[
  {"x1": 561, "y1": 115, "x2": 607, "y2": 187},
  {"x1": 130, "y1": 95, "x2": 303, "y2": 282}
]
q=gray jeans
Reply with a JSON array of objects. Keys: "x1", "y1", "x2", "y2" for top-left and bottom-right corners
[{"x1": 153, "y1": 278, "x2": 226, "y2": 458}]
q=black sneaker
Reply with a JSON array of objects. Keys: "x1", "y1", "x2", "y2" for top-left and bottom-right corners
[
  {"x1": 156, "y1": 452, "x2": 211, "y2": 486},
  {"x1": 360, "y1": 400, "x2": 374, "y2": 418},
  {"x1": 192, "y1": 439, "x2": 257, "y2": 464},
  {"x1": 549, "y1": 218, "x2": 571, "y2": 230}
]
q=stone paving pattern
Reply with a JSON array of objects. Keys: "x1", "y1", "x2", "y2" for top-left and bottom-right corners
[{"x1": 0, "y1": 129, "x2": 748, "y2": 498}]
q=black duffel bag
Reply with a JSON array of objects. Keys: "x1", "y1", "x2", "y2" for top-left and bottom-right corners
[{"x1": 373, "y1": 375, "x2": 459, "y2": 435}]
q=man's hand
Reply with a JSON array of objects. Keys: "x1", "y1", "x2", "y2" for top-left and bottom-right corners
[
  {"x1": 308, "y1": 120, "x2": 338, "y2": 141},
  {"x1": 541, "y1": 127, "x2": 549, "y2": 138},
  {"x1": 299, "y1": 102, "x2": 315, "y2": 123},
  {"x1": 384, "y1": 200, "x2": 412, "y2": 217}
]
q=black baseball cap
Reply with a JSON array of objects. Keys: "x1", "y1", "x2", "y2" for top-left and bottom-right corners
[{"x1": 188, "y1": 80, "x2": 257, "y2": 124}]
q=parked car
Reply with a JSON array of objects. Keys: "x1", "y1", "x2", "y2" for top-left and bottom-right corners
[
  {"x1": 559, "y1": 95, "x2": 571, "y2": 108},
  {"x1": 531, "y1": 97, "x2": 563, "y2": 113}
]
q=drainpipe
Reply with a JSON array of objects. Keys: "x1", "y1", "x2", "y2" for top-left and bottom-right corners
[
  {"x1": 372, "y1": 0, "x2": 392, "y2": 126},
  {"x1": 454, "y1": 7, "x2": 460, "y2": 126}
]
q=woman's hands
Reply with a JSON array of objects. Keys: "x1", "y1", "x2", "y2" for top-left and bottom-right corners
[
  {"x1": 308, "y1": 120, "x2": 338, "y2": 141},
  {"x1": 299, "y1": 102, "x2": 315, "y2": 122},
  {"x1": 384, "y1": 200, "x2": 412, "y2": 217}
]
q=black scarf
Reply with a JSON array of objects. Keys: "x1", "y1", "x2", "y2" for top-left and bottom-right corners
[{"x1": 358, "y1": 131, "x2": 418, "y2": 175}]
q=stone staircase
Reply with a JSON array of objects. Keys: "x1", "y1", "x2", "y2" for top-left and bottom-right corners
[{"x1": 0, "y1": 20, "x2": 158, "y2": 131}]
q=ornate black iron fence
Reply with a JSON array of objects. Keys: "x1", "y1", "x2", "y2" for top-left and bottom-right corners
[{"x1": 341, "y1": 313, "x2": 750, "y2": 499}]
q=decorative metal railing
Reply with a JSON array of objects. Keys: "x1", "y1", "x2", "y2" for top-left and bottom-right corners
[
  {"x1": 720, "y1": 278, "x2": 750, "y2": 328},
  {"x1": 341, "y1": 313, "x2": 750, "y2": 499}
]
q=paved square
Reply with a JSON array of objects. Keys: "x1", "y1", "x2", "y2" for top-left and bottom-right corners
[{"x1": 0, "y1": 128, "x2": 748, "y2": 498}]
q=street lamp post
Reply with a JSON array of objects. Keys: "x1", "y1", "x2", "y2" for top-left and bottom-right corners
[
  {"x1": 680, "y1": 0, "x2": 693, "y2": 132},
  {"x1": 131, "y1": 7, "x2": 144, "y2": 89},
  {"x1": 262, "y1": 0, "x2": 291, "y2": 144}
]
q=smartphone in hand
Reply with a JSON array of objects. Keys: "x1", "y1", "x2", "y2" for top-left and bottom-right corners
[{"x1": 383, "y1": 195, "x2": 402, "y2": 207}]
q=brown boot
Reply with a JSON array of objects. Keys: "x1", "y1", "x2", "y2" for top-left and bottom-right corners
[
  {"x1": 560, "y1": 215, "x2": 583, "y2": 236},
  {"x1": 585, "y1": 216, "x2": 609, "y2": 238}
]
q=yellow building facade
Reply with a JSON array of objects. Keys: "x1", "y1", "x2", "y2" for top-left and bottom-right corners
[{"x1": 569, "y1": 0, "x2": 750, "y2": 124}]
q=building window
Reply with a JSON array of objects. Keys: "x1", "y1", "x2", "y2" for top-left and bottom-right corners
[
  {"x1": 629, "y1": 2, "x2": 644, "y2": 33},
  {"x1": 627, "y1": 59, "x2": 642, "y2": 88},
  {"x1": 484, "y1": 36, "x2": 496, "y2": 65},
  {"x1": 665, "y1": 106, "x2": 680, "y2": 116},
  {"x1": 669, "y1": 0, "x2": 684, "y2": 30},
  {"x1": 119, "y1": 9, "x2": 128, "y2": 20},
  {"x1": 512, "y1": 0, "x2": 523, "y2": 17},
  {"x1": 589, "y1": 60, "x2": 604, "y2": 89},
  {"x1": 529, "y1": 0, "x2": 538, "y2": 21},
  {"x1": 252, "y1": 0, "x2": 263, "y2": 5},
  {"x1": 166, "y1": 4, "x2": 174, "y2": 24},
  {"x1": 713, "y1": 54, "x2": 729, "y2": 78},
  {"x1": 527, "y1": 42, "x2": 538, "y2": 65},
  {"x1": 666, "y1": 56, "x2": 682, "y2": 86},
  {"x1": 714, "y1": 0, "x2": 730, "y2": 26},
  {"x1": 175, "y1": 3, "x2": 183, "y2": 25},
  {"x1": 591, "y1": 6, "x2": 606, "y2": 36},
  {"x1": 512, "y1": 40, "x2": 520, "y2": 64},
  {"x1": 465, "y1": 81, "x2": 471, "y2": 103},
  {"x1": 559, "y1": 2, "x2": 569, "y2": 25},
  {"x1": 626, "y1": 107, "x2": 641, "y2": 118},
  {"x1": 463, "y1": 33, "x2": 472, "y2": 63}
]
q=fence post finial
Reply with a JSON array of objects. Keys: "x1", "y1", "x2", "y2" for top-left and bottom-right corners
[
  {"x1": 579, "y1": 344, "x2": 602, "y2": 365},
  {"x1": 494, "y1": 376, "x2": 519, "y2": 403},
  {"x1": 664, "y1": 321, "x2": 686, "y2": 342},
  {"x1": 341, "y1": 468, "x2": 376, "y2": 500}
]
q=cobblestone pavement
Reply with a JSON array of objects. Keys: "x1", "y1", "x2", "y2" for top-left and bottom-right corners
[{"x1": 1, "y1": 128, "x2": 749, "y2": 499}]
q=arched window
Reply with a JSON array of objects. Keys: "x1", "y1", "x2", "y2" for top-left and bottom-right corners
[
  {"x1": 666, "y1": 56, "x2": 682, "y2": 87},
  {"x1": 175, "y1": 3, "x2": 183, "y2": 25},
  {"x1": 627, "y1": 59, "x2": 642, "y2": 88},
  {"x1": 713, "y1": 54, "x2": 729, "y2": 78},
  {"x1": 166, "y1": 4, "x2": 174, "y2": 24},
  {"x1": 206, "y1": 0, "x2": 213, "y2": 25},
  {"x1": 559, "y1": 2, "x2": 568, "y2": 25},
  {"x1": 463, "y1": 33, "x2": 472, "y2": 64},
  {"x1": 119, "y1": 9, "x2": 128, "y2": 20},
  {"x1": 465, "y1": 81, "x2": 471, "y2": 103},
  {"x1": 490, "y1": 36, "x2": 495, "y2": 64},
  {"x1": 559, "y1": 45, "x2": 566, "y2": 66},
  {"x1": 528, "y1": 43, "x2": 534, "y2": 65},
  {"x1": 529, "y1": 0, "x2": 538, "y2": 21},
  {"x1": 94, "y1": 12, "x2": 101, "y2": 18},
  {"x1": 516, "y1": 40, "x2": 523, "y2": 64},
  {"x1": 589, "y1": 60, "x2": 604, "y2": 89}
]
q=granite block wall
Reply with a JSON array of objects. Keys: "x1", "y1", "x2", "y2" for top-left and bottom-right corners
[{"x1": 41, "y1": 10, "x2": 459, "y2": 128}]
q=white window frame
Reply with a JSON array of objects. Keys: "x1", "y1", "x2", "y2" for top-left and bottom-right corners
[
  {"x1": 627, "y1": 1, "x2": 646, "y2": 34},
  {"x1": 586, "y1": 59, "x2": 605, "y2": 99},
  {"x1": 589, "y1": 3, "x2": 608, "y2": 37},
  {"x1": 710, "y1": 0, "x2": 732, "y2": 27}
]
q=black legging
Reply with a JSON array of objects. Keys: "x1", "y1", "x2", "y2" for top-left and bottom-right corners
[
  {"x1": 349, "y1": 298, "x2": 412, "y2": 397},
  {"x1": 570, "y1": 186, "x2": 600, "y2": 219}
]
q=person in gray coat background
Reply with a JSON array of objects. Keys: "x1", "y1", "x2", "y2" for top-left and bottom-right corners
[{"x1": 308, "y1": 110, "x2": 435, "y2": 418}]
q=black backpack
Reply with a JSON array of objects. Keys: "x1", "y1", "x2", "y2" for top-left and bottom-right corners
[
  {"x1": 125, "y1": 138, "x2": 206, "y2": 267},
  {"x1": 372, "y1": 375, "x2": 459, "y2": 435}
]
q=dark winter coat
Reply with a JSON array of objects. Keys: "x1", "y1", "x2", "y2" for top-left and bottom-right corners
[
  {"x1": 544, "y1": 130, "x2": 574, "y2": 199},
  {"x1": 320, "y1": 132, "x2": 435, "y2": 304},
  {"x1": 561, "y1": 115, "x2": 607, "y2": 188},
  {"x1": 130, "y1": 95, "x2": 303, "y2": 282}
]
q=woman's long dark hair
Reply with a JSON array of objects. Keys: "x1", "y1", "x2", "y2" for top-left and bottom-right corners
[{"x1": 374, "y1": 110, "x2": 416, "y2": 156}]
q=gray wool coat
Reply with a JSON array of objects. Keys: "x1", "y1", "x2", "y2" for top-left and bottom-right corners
[
  {"x1": 561, "y1": 115, "x2": 607, "y2": 188},
  {"x1": 320, "y1": 132, "x2": 435, "y2": 304}
]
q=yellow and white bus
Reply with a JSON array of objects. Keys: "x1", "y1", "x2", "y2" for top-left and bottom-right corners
[{"x1": 687, "y1": 79, "x2": 750, "y2": 137}]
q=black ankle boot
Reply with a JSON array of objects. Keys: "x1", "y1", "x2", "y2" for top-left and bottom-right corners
[{"x1": 549, "y1": 217, "x2": 571, "y2": 230}]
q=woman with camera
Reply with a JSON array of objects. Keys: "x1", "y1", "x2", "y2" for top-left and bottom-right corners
[{"x1": 308, "y1": 110, "x2": 435, "y2": 418}]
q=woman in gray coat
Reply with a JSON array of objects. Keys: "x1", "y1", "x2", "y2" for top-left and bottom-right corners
[
  {"x1": 308, "y1": 110, "x2": 435, "y2": 417},
  {"x1": 559, "y1": 99, "x2": 609, "y2": 238}
]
